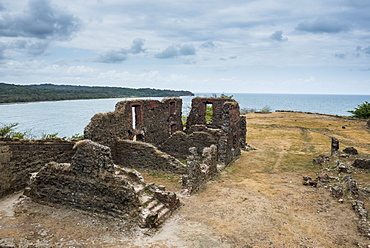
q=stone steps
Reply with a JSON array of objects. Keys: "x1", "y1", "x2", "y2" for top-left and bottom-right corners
[{"x1": 139, "y1": 192, "x2": 179, "y2": 228}]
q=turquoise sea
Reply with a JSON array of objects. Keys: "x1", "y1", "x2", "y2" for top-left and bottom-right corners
[{"x1": 0, "y1": 93, "x2": 369, "y2": 138}]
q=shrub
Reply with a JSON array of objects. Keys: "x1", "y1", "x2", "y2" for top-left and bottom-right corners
[
  {"x1": 260, "y1": 105, "x2": 272, "y2": 113},
  {"x1": 0, "y1": 122, "x2": 19, "y2": 137},
  {"x1": 348, "y1": 101, "x2": 370, "y2": 119}
]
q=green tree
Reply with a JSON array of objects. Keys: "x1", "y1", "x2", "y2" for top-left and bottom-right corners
[{"x1": 348, "y1": 101, "x2": 370, "y2": 119}]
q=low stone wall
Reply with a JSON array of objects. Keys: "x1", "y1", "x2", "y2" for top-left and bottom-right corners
[
  {"x1": 0, "y1": 138, "x2": 75, "y2": 198},
  {"x1": 113, "y1": 139, "x2": 186, "y2": 174},
  {"x1": 158, "y1": 129, "x2": 221, "y2": 160}
]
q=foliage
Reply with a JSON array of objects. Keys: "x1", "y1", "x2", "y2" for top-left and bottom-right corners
[
  {"x1": 240, "y1": 108, "x2": 257, "y2": 114},
  {"x1": 260, "y1": 105, "x2": 272, "y2": 113},
  {"x1": 0, "y1": 122, "x2": 33, "y2": 139},
  {"x1": 205, "y1": 105, "x2": 213, "y2": 122},
  {"x1": 211, "y1": 93, "x2": 234, "y2": 99},
  {"x1": 0, "y1": 122, "x2": 86, "y2": 139},
  {"x1": 0, "y1": 82, "x2": 194, "y2": 104},
  {"x1": 69, "y1": 133, "x2": 84, "y2": 139},
  {"x1": 0, "y1": 122, "x2": 19, "y2": 137},
  {"x1": 220, "y1": 93, "x2": 233, "y2": 99},
  {"x1": 240, "y1": 106, "x2": 272, "y2": 114},
  {"x1": 41, "y1": 132, "x2": 63, "y2": 139},
  {"x1": 348, "y1": 101, "x2": 370, "y2": 119}
]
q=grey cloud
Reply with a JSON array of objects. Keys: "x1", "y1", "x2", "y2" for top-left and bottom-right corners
[
  {"x1": 0, "y1": 42, "x2": 6, "y2": 60},
  {"x1": 155, "y1": 45, "x2": 178, "y2": 59},
  {"x1": 220, "y1": 56, "x2": 237, "y2": 61},
  {"x1": 295, "y1": 17, "x2": 349, "y2": 34},
  {"x1": 95, "y1": 49, "x2": 128, "y2": 63},
  {"x1": 356, "y1": 46, "x2": 370, "y2": 56},
  {"x1": 11, "y1": 40, "x2": 50, "y2": 56},
  {"x1": 179, "y1": 44, "x2": 196, "y2": 56},
  {"x1": 270, "y1": 30, "x2": 288, "y2": 42},
  {"x1": 129, "y1": 38, "x2": 146, "y2": 54},
  {"x1": 25, "y1": 40, "x2": 50, "y2": 56},
  {"x1": 0, "y1": 0, "x2": 81, "y2": 40},
  {"x1": 94, "y1": 38, "x2": 146, "y2": 63},
  {"x1": 334, "y1": 53, "x2": 346, "y2": 59},
  {"x1": 200, "y1": 41, "x2": 216, "y2": 49},
  {"x1": 155, "y1": 44, "x2": 196, "y2": 59}
]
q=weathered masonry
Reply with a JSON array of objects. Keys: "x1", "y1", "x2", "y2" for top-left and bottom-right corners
[
  {"x1": 84, "y1": 97, "x2": 247, "y2": 170},
  {"x1": 84, "y1": 98, "x2": 183, "y2": 148}
]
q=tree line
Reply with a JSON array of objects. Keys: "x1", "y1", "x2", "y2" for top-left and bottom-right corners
[{"x1": 0, "y1": 83, "x2": 194, "y2": 103}]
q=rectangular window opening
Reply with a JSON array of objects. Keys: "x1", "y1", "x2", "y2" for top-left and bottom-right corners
[
  {"x1": 205, "y1": 103, "x2": 213, "y2": 122},
  {"x1": 132, "y1": 105, "x2": 142, "y2": 129}
]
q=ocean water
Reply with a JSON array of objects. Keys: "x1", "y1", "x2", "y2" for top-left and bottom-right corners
[{"x1": 0, "y1": 93, "x2": 368, "y2": 138}]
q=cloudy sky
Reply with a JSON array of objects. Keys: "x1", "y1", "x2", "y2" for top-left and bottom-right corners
[{"x1": 0, "y1": 0, "x2": 369, "y2": 94}]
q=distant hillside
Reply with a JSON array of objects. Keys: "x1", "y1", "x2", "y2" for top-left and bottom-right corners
[{"x1": 0, "y1": 83, "x2": 194, "y2": 103}]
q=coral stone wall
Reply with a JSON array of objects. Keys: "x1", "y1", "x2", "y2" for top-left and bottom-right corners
[
  {"x1": 112, "y1": 139, "x2": 186, "y2": 174},
  {"x1": 0, "y1": 138, "x2": 75, "y2": 198},
  {"x1": 84, "y1": 98, "x2": 183, "y2": 147},
  {"x1": 26, "y1": 140, "x2": 141, "y2": 220},
  {"x1": 186, "y1": 98, "x2": 246, "y2": 165}
]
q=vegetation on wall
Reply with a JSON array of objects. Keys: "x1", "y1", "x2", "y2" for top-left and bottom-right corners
[
  {"x1": 0, "y1": 82, "x2": 194, "y2": 104},
  {"x1": 0, "y1": 122, "x2": 84, "y2": 140}
]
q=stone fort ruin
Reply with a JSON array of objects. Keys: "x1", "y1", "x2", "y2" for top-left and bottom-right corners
[
  {"x1": 0, "y1": 97, "x2": 247, "y2": 227},
  {"x1": 84, "y1": 97, "x2": 246, "y2": 169}
]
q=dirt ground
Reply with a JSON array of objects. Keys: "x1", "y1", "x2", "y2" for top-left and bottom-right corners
[{"x1": 0, "y1": 112, "x2": 369, "y2": 247}]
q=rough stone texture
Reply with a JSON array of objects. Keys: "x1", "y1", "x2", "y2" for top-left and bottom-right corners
[
  {"x1": 84, "y1": 97, "x2": 247, "y2": 171},
  {"x1": 367, "y1": 118, "x2": 370, "y2": 129},
  {"x1": 26, "y1": 140, "x2": 181, "y2": 227},
  {"x1": 158, "y1": 129, "x2": 221, "y2": 160},
  {"x1": 26, "y1": 140, "x2": 141, "y2": 219},
  {"x1": 352, "y1": 200, "x2": 370, "y2": 236},
  {"x1": 343, "y1": 175, "x2": 359, "y2": 198},
  {"x1": 112, "y1": 139, "x2": 186, "y2": 174},
  {"x1": 182, "y1": 145, "x2": 218, "y2": 194},
  {"x1": 331, "y1": 137, "x2": 339, "y2": 156},
  {"x1": 84, "y1": 98, "x2": 183, "y2": 148},
  {"x1": 343, "y1": 147, "x2": 358, "y2": 155},
  {"x1": 331, "y1": 185, "x2": 343, "y2": 198},
  {"x1": 0, "y1": 138, "x2": 75, "y2": 198},
  {"x1": 312, "y1": 154, "x2": 330, "y2": 165},
  {"x1": 186, "y1": 97, "x2": 246, "y2": 166},
  {"x1": 352, "y1": 159, "x2": 370, "y2": 169}
]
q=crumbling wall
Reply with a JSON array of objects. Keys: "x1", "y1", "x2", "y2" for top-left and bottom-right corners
[
  {"x1": 112, "y1": 139, "x2": 186, "y2": 174},
  {"x1": 84, "y1": 96, "x2": 247, "y2": 173},
  {"x1": 186, "y1": 97, "x2": 246, "y2": 166},
  {"x1": 0, "y1": 138, "x2": 75, "y2": 198},
  {"x1": 84, "y1": 98, "x2": 183, "y2": 148},
  {"x1": 26, "y1": 140, "x2": 141, "y2": 220},
  {"x1": 182, "y1": 145, "x2": 218, "y2": 194},
  {"x1": 158, "y1": 129, "x2": 221, "y2": 160},
  {"x1": 26, "y1": 140, "x2": 181, "y2": 227}
]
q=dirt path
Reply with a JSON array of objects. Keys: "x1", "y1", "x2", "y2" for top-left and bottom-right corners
[{"x1": 0, "y1": 112, "x2": 369, "y2": 247}]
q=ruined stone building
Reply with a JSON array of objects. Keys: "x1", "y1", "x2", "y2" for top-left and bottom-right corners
[
  {"x1": 0, "y1": 96, "x2": 247, "y2": 227},
  {"x1": 84, "y1": 97, "x2": 247, "y2": 170},
  {"x1": 84, "y1": 96, "x2": 247, "y2": 193}
]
